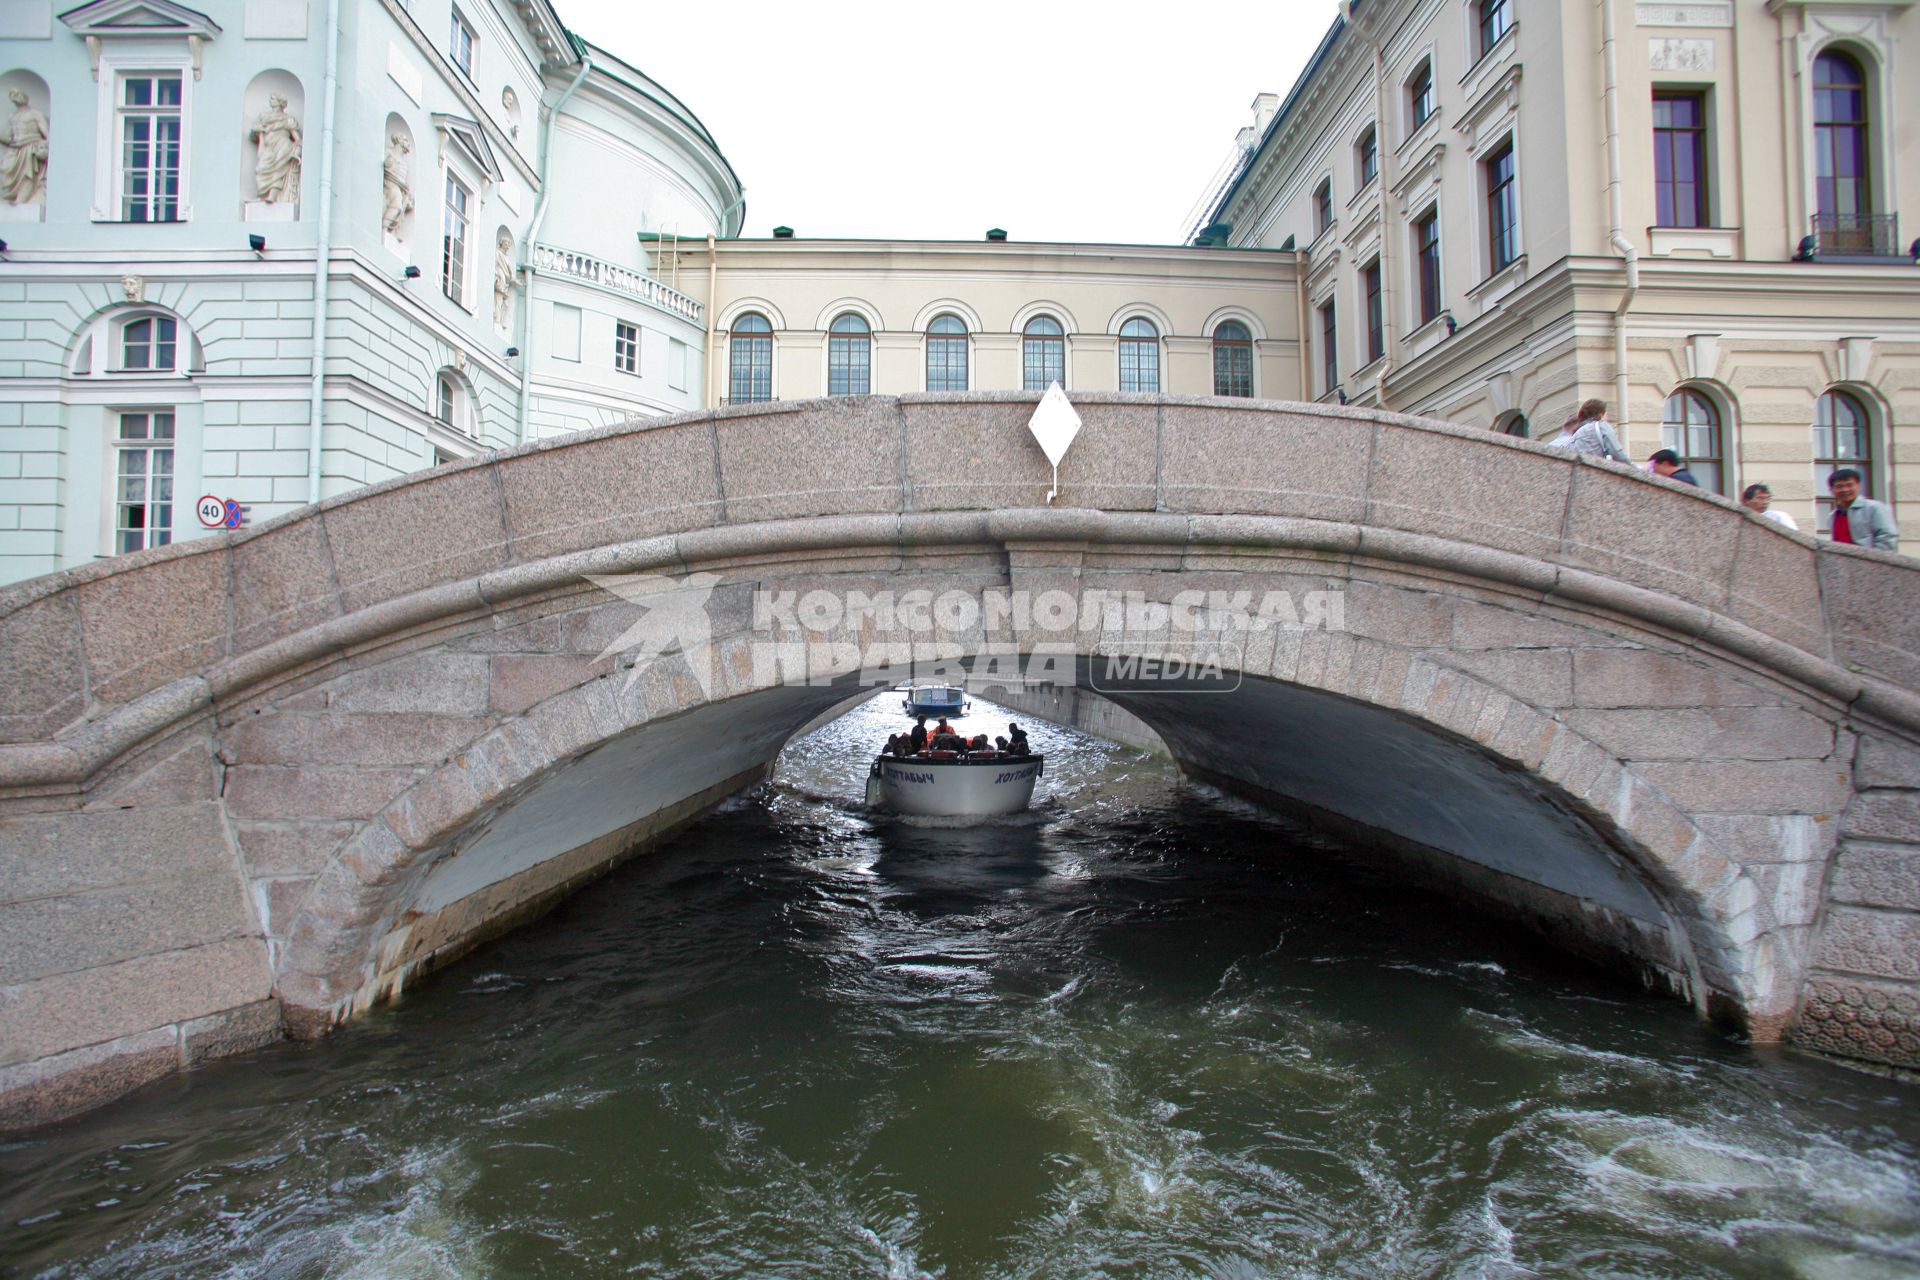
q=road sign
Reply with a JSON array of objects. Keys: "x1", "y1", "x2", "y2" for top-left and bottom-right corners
[{"x1": 197, "y1": 495, "x2": 226, "y2": 528}]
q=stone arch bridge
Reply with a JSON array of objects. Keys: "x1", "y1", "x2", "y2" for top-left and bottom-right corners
[{"x1": 3, "y1": 394, "x2": 1917, "y2": 1129}]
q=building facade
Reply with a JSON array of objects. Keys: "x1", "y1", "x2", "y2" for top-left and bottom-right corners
[
  {"x1": 0, "y1": 0, "x2": 739, "y2": 584},
  {"x1": 684, "y1": 237, "x2": 1301, "y2": 406},
  {"x1": 1194, "y1": 0, "x2": 1918, "y2": 532}
]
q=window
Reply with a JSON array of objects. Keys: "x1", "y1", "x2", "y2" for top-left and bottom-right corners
[
  {"x1": 1363, "y1": 259, "x2": 1384, "y2": 365},
  {"x1": 615, "y1": 321, "x2": 639, "y2": 375},
  {"x1": 1814, "y1": 389, "x2": 1872, "y2": 526},
  {"x1": 827, "y1": 313, "x2": 871, "y2": 396},
  {"x1": 1813, "y1": 50, "x2": 1874, "y2": 251},
  {"x1": 1313, "y1": 179, "x2": 1334, "y2": 237},
  {"x1": 119, "y1": 73, "x2": 183, "y2": 222},
  {"x1": 120, "y1": 315, "x2": 178, "y2": 372},
  {"x1": 436, "y1": 372, "x2": 460, "y2": 430},
  {"x1": 442, "y1": 172, "x2": 471, "y2": 306},
  {"x1": 1022, "y1": 316, "x2": 1065, "y2": 391},
  {"x1": 1409, "y1": 60, "x2": 1435, "y2": 129},
  {"x1": 925, "y1": 314, "x2": 968, "y2": 392},
  {"x1": 114, "y1": 411, "x2": 175, "y2": 554},
  {"x1": 1415, "y1": 207, "x2": 1442, "y2": 325},
  {"x1": 1485, "y1": 140, "x2": 1518, "y2": 274},
  {"x1": 1661, "y1": 389, "x2": 1724, "y2": 494},
  {"x1": 728, "y1": 313, "x2": 773, "y2": 403},
  {"x1": 1213, "y1": 321, "x2": 1253, "y2": 398},
  {"x1": 1319, "y1": 300, "x2": 1338, "y2": 396},
  {"x1": 449, "y1": 8, "x2": 475, "y2": 78},
  {"x1": 1118, "y1": 318, "x2": 1160, "y2": 393},
  {"x1": 1500, "y1": 413, "x2": 1530, "y2": 438},
  {"x1": 1653, "y1": 92, "x2": 1709, "y2": 228},
  {"x1": 1357, "y1": 126, "x2": 1378, "y2": 188},
  {"x1": 1477, "y1": 0, "x2": 1512, "y2": 61}
]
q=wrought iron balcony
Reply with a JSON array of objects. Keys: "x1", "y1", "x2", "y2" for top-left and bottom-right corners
[
  {"x1": 1811, "y1": 212, "x2": 1900, "y2": 258},
  {"x1": 530, "y1": 243, "x2": 703, "y2": 323}
]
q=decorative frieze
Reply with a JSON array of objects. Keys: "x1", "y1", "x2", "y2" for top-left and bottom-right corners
[
  {"x1": 1636, "y1": 2, "x2": 1733, "y2": 27},
  {"x1": 1649, "y1": 37, "x2": 1716, "y2": 71}
]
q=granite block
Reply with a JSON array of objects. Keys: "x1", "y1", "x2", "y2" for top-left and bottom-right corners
[
  {"x1": 718, "y1": 396, "x2": 905, "y2": 523},
  {"x1": 0, "y1": 1029, "x2": 178, "y2": 1132},
  {"x1": 1819, "y1": 549, "x2": 1920, "y2": 691},
  {"x1": 321, "y1": 466, "x2": 511, "y2": 612},
  {"x1": 223, "y1": 765, "x2": 420, "y2": 822},
  {"x1": 74, "y1": 546, "x2": 231, "y2": 706},
  {"x1": 233, "y1": 820, "x2": 356, "y2": 876},
  {"x1": 0, "y1": 936, "x2": 273, "y2": 1067},
  {"x1": 1364, "y1": 426, "x2": 1573, "y2": 561},
  {"x1": 221, "y1": 712, "x2": 491, "y2": 767},
  {"x1": 1724, "y1": 519, "x2": 1828, "y2": 657},
  {"x1": 1560, "y1": 707, "x2": 1835, "y2": 762},
  {"x1": 1160, "y1": 405, "x2": 1370, "y2": 522},
  {"x1": 0, "y1": 585, "x2": 85, "y2": 743},
  {"x1": 228, "y1": 516, "x2": 344, "y2": 656},
  {"x1": 499, "y1": 420, "x2": 724, "y2": 563},
  {"x1": 1559, "y1": 466, "x2": 1737, "y2": 611},
  {"x1": 0, "y1": 802, "x2": 236, "y2": 902}
]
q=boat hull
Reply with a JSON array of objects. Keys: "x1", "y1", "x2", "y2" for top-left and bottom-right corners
[{"x1": 869, "y1": 755, "x2": 1042, "y2": 817}]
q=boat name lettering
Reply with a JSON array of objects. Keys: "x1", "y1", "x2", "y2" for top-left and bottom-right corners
[
  {"x1": 883, "y1": 768, "x2": 936, "y2": 784},
  {"x1": 994, "y1": 766, "x2": 1039, "y2": 783}
]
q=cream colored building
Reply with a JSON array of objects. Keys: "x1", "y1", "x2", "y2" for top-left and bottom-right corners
[
  {"x1": 1192, "y1": 0, "x2": 1919, "y2": 532},
  {"x1": 678, "y1": 238, "x2": 1301, "y2": 406}
]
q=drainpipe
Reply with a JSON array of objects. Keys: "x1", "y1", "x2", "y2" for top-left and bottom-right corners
[
  {"x1": 1343, "y1": 2, "x2": 1396, "y2": 409},
  {"x1": 304, "y1": 0, "x2": 342, "y2": 505},
  {"x1": 1601, "y1": 0, "x2": 1641, "y2": 440},
  {"x1": 1296, "y1": 247, "x2": 1313, "y2": 397},
  {"x1": 702, "y1": 193, "x2": 745, "y2": 409},
  {"x1": 514, "y1": 50, "x2": 593, "y2": 446}
]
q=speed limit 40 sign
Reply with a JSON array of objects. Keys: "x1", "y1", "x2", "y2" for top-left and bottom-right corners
[{"x1": 196, "y1": 495, "x2": 249, "y2": 530}]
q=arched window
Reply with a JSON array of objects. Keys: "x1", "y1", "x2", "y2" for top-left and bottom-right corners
[
  {"x1": 120, "y1": 314, "x2": 178, "y2": 372},
  {"x1": 925, "y1": 314, "x2": 968, "y2": 392},
  {"x1": 1117, "y1": 317, "x2": 1159, "y2": 393},
  {"x1": 1498, "y1": 412, "x2": 1529, "y2": 438},
  {"x1": 1408, "y1": 59, "x2": 1434, "y2": 130},
  {"x1": 1661, "y1": 388, "x2": 1724, "y2": 493},
  {"x1": 728, "y1": 313, "x2": 773, "y2": 403},
  {"x1": 827, "y1": 313, "x2": 871, "y2": 396},
  {"x1": 1022, "y1": 316, "x2": 1065, "y2": 391},
  {"x1": 1212, "y1": 321, "x2": 1252, "y2": 398},
  {"x1": 1814, "y1": 389, "x2": 1873, "y2": 526},
  {"x1": 435, "y1": 370, "x2": 475, "y2": 436},
  {"x1": 1356, "y1": 125, "x2": 1378, "y2": 188},
  {"x1": 1813, "y1": 50, "x2": 1875, "y2": 252}
]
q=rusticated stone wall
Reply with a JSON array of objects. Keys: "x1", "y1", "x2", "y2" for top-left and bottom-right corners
[{"x1": 2, "y1": 393, "x2": 1917, "y2": 1132}]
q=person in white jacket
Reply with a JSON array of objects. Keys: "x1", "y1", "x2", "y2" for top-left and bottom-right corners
[{"x1": 1741, "y1": 483, "x2": 1799, "y2": 530}]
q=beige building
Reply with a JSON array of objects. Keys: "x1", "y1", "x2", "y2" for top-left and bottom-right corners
[
  {"x1": 677, "y1": 238, "x2": 1301, "y2": 406},
  {"x1": 1187, "y1": 0, "x2": 1918, "y2": 532}
]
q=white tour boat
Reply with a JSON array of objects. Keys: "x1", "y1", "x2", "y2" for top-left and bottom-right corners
[
  {"x1": 898, "y1": 683, "x2": 970, "y2": 719},
  {"x1": 866, "y1": 752, "x2": 1044, "y2": 817}
]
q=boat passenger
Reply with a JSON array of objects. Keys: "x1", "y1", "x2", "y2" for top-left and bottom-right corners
[
  {"x1": 1007, "y1": 723, "x2": 1030, "y2": 756},
  {"x1": 933, "y1": 718, "x2": 956, "y2": 741},
  {"x1": 994, "y1": 735, "x2": 1009, "y2": 754},
  {"x1": 909, "y1": 718, "x2": 929, "y2": 754}
]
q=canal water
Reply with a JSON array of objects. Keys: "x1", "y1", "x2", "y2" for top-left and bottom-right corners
[{"x1": 4, "y1": 698, "x2": 1918, "y2": 1278}]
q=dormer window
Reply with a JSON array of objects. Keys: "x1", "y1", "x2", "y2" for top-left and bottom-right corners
[{"x1": 121, "y1": 315, "x2": 177, "y2": 371}]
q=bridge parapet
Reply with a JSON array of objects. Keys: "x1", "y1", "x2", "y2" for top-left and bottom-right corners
[{"x1": 2, "y1": 394, "x2": 1918, "y2": 1127}]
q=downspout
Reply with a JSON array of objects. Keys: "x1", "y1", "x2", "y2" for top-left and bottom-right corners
[
  {"x1": 515, "y1": 50, "x2": 593, "y2": 446},
  {"x1": 1601, "y1": 0, "x2": 1641, "y2": 440},
  {"x1": 1344, "y1": 2, "x2": 1396, "y2": 408},
  {"x1": 702, "y1": 193, "x2": 745, "y2": 409},
  {"x1": 304, "y1": 0, "x2": 342, "y2": 505},
  {"x1": 1296, "y1": 248, "x2": 1313, "y2": 397}
]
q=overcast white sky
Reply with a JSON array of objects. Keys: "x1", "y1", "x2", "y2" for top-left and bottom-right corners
[{"x1": 565, "y1": 0, "x2": 1344, "y2": 245}]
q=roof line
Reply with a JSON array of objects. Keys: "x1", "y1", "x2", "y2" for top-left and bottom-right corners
[{"x1": 1195, "y1": 8, "x2": 1349, "y2": 241}]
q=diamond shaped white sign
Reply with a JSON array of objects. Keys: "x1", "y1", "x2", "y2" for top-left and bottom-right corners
[{"x1": 1027, "y1": 382, "x2": 1081, "y2": 467}]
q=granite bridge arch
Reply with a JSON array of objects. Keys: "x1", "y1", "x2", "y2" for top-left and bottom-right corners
[{"x1": 3, "y1": 393, "x2": 1917, "y2": 1129}]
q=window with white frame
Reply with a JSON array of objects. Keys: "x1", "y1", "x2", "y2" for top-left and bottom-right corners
[
  {"x1": 925, "y1": 314, "x2": 968, "y2": 391},
  {"x1": 1212, "y1": 321, "x2": 1253, "y2": 398},
  {"x1": 1118, "y1": 317, "x2": 1160, "y2": 393},
  {"x1": 828, "y1": 313, "x2": 872, "y2": 396},
  {"x1": 1022, "y1": 316, "x2": 1066, "y2": 391},
  {"x1": 1408, "y1": 60, "x2": 1435, "y2": 130},
  {"x1": 113, "y1": 410, "x2": 175, "y2": 554},
  {"x1": 119, "y1": 314, "x2": 178, "y2": 372},
  {"x1": 442, "y1": 171, "x2": 471, "y2": 307},
  {"x1": 728, "y1": 313, "x2": 774, "y2": 403},
  {"x1": 1476, "y1": 0, "x2": 1512, "y2": 62},
  {"x1": 449, "y1": 8, "x2": 476, "y2": 78},
  {"x1": 118, "y1": 73, "x2": 183, "y2": 222},
  {"x1": 615, "y1": 321, "x2": 639, "y2": 374},
  {"x1": 436, "y1": 370, "x2": 475, "y2": 436},
  {"x1": 1356, "y1": 126, "x2": 1378, "y2": 189},
  {"x1": 1485, "y1": 139, "x2": 1519, "y2": 274},
  {"x1": 1313, "y1": 179, "x2": 1334, "y2": 238}
]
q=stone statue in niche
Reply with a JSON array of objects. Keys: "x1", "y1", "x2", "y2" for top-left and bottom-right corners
[
  {"x1": 0, "y1": 88, "x2": 49, "y2": 206},
  {"x1": 381, "y1": 132, "x2": 414, "y2": 236},
  {"x1": 493, "y1": 231, "x2": 514, "y2": 329},
  {"x1": 250, "y1": 93, "x2": 302, "y2": 204}
]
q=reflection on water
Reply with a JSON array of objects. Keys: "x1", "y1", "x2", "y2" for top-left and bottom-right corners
[{"x1": 4, "y1": 696, "x2": 1918, "y2": 1278}]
